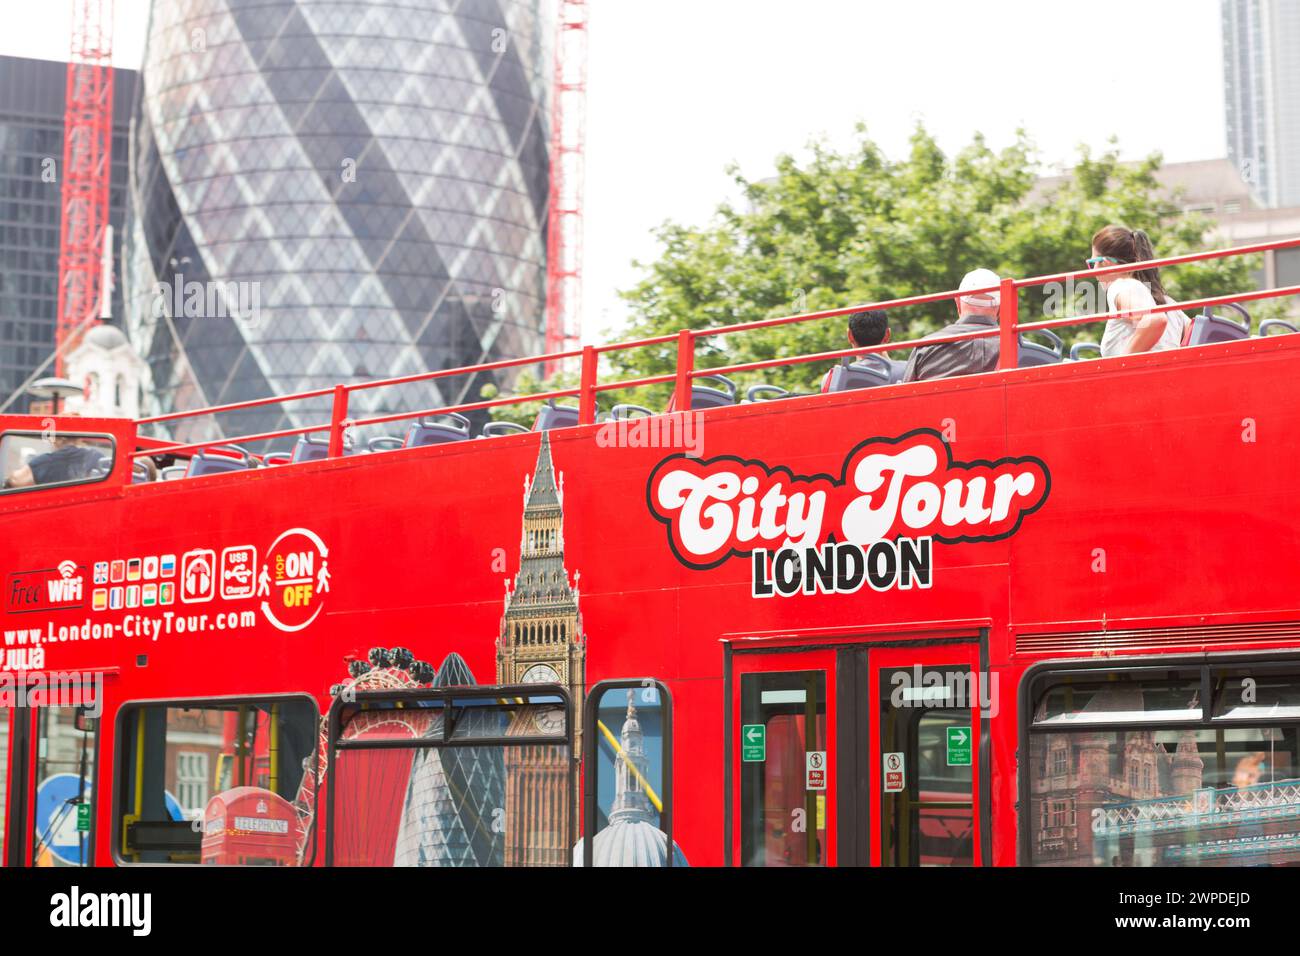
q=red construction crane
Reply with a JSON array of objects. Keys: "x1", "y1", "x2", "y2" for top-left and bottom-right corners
[
  {"x1": 54, "y1": 0, "x2": 115, "y2": 376},
  {"x1": 543, "y1": 0, "x2": 588, "y2": 376}
]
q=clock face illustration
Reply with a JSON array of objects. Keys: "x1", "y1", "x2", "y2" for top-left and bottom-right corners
[
  {"x1": 521, "y1": 663, "x2": 560, "y2": 684},
  {"x1": 534, "y1": 707, "x2": 565, "y2": 736}
]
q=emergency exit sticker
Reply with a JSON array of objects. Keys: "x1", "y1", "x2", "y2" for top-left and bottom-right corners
[
  {"x1": 884, "y1": 751, "x2": 905, "y2": 792},
  {"x1": 806, "y1": 750, "x2": 826, "y2": 791}
]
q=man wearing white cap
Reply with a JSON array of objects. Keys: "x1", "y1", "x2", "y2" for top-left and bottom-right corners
[{"x1": 902, "y1": 269, "x2": 1003, "y2": 382}]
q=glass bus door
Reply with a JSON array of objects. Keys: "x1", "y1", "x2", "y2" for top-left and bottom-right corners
[
  {"x1": 732, "y1": 649, "x2": 836, "y2": 867},
  {"x1": 868, "y1": 644, "x2": 984, "y2": 866}
]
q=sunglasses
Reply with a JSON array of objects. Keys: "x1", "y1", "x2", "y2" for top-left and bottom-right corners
[{"x1": 1085, "y1": 256, "x2": 1119, "y2": 269}]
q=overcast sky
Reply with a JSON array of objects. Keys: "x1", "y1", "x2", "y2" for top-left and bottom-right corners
[{"x1": 3, "y1": 0, "x2": 1226, "y2": 341}]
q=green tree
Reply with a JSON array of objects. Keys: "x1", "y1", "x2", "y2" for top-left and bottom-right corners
[{"x1": 600, "y1": 124, "x2": 1268, "y2": 403}]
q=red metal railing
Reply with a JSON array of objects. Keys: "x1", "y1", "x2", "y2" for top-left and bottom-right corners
[{"x1": 128, "y1": 236, "x2": 1300, "y2": 462}]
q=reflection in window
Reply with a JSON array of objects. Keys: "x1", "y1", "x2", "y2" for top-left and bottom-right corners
[
  {"x1": 577, "y1": 685, "x2": 685, "y2": 867},
  {"x1": 116, "y1": 699, "x2": 316, "y2": 865},
  {"x1": 331, "y1": 695, "x2": 572, "y2": 868},
  {"x1": 741, "y1": 671, "x2": 826, "y2": 867},
  {"x1": 1030, "y1": 686, "x2": 1300, "y2": 867},
  {"x1": 1034, "y1": 674, "x2": 1201, "y2": 725},
  {"x1": 34, "y1": 706, "x2": 97, "y2": 867},
  {"x1": 1, "y1": 431, "x2": 115, "y2": 491}
]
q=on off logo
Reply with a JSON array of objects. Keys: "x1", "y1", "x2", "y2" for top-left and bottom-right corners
[
  {"x1": 648, "y1": 428, "x2": 1050, "y2": 571},
  {"x1": 260, "y1": 528, "x2": 331, "y2": 633}
]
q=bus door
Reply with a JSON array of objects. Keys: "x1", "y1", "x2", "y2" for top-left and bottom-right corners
[
  {"x1": 3, "y1": 676, "x2": 101, "y2": 867},
  {"x1": 731, "y1": 648, "x2": 836, "y2": 867},
  {"x1": 868, "y1": 644, "x2": 984, "y2": 866}
]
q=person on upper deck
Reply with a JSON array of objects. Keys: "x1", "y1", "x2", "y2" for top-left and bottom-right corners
[
  {"x1": 3, "y1": 433, "x2": 103, "y2": 489},
  {"x1": 1090, "y1": 225, "x2": 1189, "y2": 356},
  {"x1": 820, "y1": 309, "x2": 891, "y2": 391},
  {"x1": 902, "y1": 269, "x2": 1002, "y2": 382}
]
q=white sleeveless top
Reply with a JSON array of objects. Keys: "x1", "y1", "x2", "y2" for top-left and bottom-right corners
[{"x1": 1100, "y1": 277, "x2": 1188, "y2": 356}]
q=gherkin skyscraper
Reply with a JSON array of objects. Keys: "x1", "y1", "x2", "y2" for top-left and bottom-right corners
[{"x1": 123, "y1": 0, "x2": 552, "y2": 441}]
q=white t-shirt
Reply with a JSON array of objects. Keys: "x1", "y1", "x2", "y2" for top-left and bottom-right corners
[{"x1": 1100, "y1": 277, "x2": 1188, "y2": 356}]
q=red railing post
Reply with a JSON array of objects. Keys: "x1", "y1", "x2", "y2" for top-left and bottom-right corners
[
  {"x1": 578, "y1": 345, "x2": 597, "y2": 424},
  {"x1": 997, "y1": 277, "x2": 1018, "y2": 370},
  {"x1": 673, "y1": 329, "x2": 694, "y2": 412},
  {"x1": 327, "y1": 384, "x2": 349, "y2": 458}
]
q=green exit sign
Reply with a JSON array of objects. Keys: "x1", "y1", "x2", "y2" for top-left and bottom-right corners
[
  {"x1": 742, "y1": 724, "x2": 766, "y2": 762},
  {"x1": 76, "y1": 803, "x2": 90, "y2": 832},
  {"x1": 946, "y1": 725, "x2": 972, "y2": 767}
]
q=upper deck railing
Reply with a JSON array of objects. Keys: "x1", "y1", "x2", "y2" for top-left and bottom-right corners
[{"x1": 127, "y1": 236, "x2": 1300, "y2": 462}]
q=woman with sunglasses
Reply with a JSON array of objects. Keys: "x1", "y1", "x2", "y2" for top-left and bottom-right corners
[{"x1": 1089, "y1": 225, "x2": 1189, "y2": 357}]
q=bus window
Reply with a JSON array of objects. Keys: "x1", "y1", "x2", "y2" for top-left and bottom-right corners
[
  {"x1": 116, "y1": 698, "x2": 317, "y2": 865},
  {"x1": 0, "y1": 431, "x2": 115, "y2": 493},
  {"x1": 579, "y1": 680, "x2": 680, "y2": 866},
  {"x1": 1027, "y1": 667, "x2": 1300, "y2": 867},
  {"x1": 740, "y1": 670, "x2": 827, "y2": 867},
  {"x1": 32, "y1": 706, "x2": 97, "y2": 867},
  {"x1": 326, "y1": 686, "x2": 574, "y2": 867}
]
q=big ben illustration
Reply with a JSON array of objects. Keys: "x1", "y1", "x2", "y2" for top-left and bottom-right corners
[{"x1": 496, "y1": 432, "x2": 585, "y2": 865}]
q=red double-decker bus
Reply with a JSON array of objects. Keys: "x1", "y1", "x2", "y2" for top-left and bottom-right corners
[{"x1": 3, "y1": 239, "x2": 1300, "y2": 868}]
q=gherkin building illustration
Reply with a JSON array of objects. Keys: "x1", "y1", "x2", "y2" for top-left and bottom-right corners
[
  {"x1": 123, "y1": 0, "x2": 552, "y2": 441},
  {"x1": 393, "y1": 653, "x2": 507, "y2": 866}
]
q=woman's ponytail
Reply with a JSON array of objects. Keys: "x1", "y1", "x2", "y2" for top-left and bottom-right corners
[{"x1": 1130, "y1": 229, "x2": 1169, "y2": 304}]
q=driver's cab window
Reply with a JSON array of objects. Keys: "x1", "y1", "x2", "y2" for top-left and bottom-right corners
[{"x1": 1, "y1": 431, "x2": 115, "y2": 493}]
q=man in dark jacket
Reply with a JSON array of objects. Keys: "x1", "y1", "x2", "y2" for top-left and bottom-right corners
[{"x1": 903, "y1": 269, "x2": 1003, "y2": 382}]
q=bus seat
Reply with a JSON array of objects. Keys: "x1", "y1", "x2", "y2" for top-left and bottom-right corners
[
  {"x1": 886, "y1": 358, "x2": 907, "y2": 383},
  {"x1": 366, "y1": 436, "x2": 404, "y2": 453},
  {"x1": 533, "y1": 399, "x2": 580, "y2": 431},
  {"x1": 131, "y1": 459, "x2": 154, "y2": 483},
  {"x1": 665, "y1": 374, "x2": 737, "y2": 411},
  {"x1": 1018, "y1": 329, "x2": 1064, "y2": 367},
  {"x1": 745, "y1": 384, "x2": 789, "y2": 402},
  {"x1": 404, "y1": 413, "x2": 471, "y2": 446},
  {"x1": 291, "y1": 434, "x2": 356, "y2": 463},
  {"x1": 597, "y1": 403, "x2": 654, "y2": 422},
  {"x1": 1069, "y1": 341, "x2": 1102, "y2": 361},
  {"x1": 478, "y1": 421, "x2": 530, "y2": 439},
  {"x1": 262, "y1": 452, "x2": 292, "y2": 465},
  {"x1": 1260, "y1": 319, "x2": 1298, "y2": 337},
  {"x1": 824, "y1": 355, "x2": 892, "y2": 393},
  {"x1": 187, "y1": 445, "x2": 253, "y2": 478},
  {"x1": 1183, "y1": 304, "x2": 1251, "y2": 347},
  {"x1": 159, "y1": 465, "x2": 188, "y2": 481}
]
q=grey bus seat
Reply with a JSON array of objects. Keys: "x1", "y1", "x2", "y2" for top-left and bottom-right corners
[
  {"x1": 1069, "y1": 341, "x2": 1102, "y2": 361},
  {"x1": 598, "y1": 403, "x2": 653, "y2": 422},
  {"x1": 404, "y1": 413, "x2": 471, "y2": 446},
  {"x1": 187, "y1": 445, "x2": 254, "y2": 478},
  {"x1": 1183, "y1": 303, "x2": 1251, "y2": 347},
  {"x1": 262, "y1": 451, "x2": 292, "y2": 465},
  {"x1": 292, "y1": 434, "x2": 356, "y2": 462},
  {"x1": 745, "y1": 384, "x2": 790, "y2": 402},
  {"x1": 1018, "y1": 329, "x2": 1064, "y2": 367},
  {"x1": 824, "y1": 354, "x2": 892, "y2": 393},
  {"x1": 159, "y1": 465, "x2": 187, "y2": 480},
  {"x1": 366, "y1": 436, "x2": 404, "y2": 453},
  {"x1": 479, "y1": 421, "x2": 530, "y2": 439},
  {"x1": 131, "y1": 459, "x2": 153, "y2": 483},
  {"x1": 1260, "y1": 319, "x2": 1298, "y2": 337},
  {"x1": 665, "y1": 374, "x2": 737, "y2": 411},
  {"x1": 533, "y1": 399, "x2": 580, "y2": 431}
]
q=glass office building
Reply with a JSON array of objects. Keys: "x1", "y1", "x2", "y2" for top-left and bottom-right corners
[
  {"x1": 0, "y1": 56, "x2": 135, "y2": 408},
  {"x1": 1222, "y1": 0, "x2": 1300, "y2": 208},
  {"x1": 123, "y1": 0, "x2": 553, "y2": 440}
]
